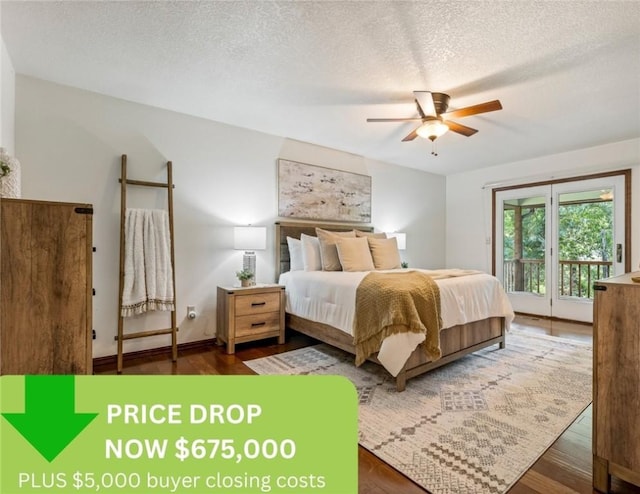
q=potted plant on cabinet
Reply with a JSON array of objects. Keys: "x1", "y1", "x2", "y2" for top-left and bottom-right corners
[
  {"x1": 0, "y1": 159, "x2": 10, "y2": 179},
  {"x1": 236, "y1": 269, "x2": 254, "y2": 287},
  {"x1": 0, "y1": 148, "x2": 21, "y2": 198}
]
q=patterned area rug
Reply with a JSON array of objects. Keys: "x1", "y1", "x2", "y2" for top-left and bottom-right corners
[{"x1": 245, "y1": 331, "x2": 592, "y2": 494}]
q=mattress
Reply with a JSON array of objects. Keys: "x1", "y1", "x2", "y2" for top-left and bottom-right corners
[{"x1": 278, "y1": 269, "x2": 515, "y2": 376}]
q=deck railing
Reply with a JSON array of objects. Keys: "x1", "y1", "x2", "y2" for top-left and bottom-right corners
[
  {"x1": 503, "y1": 259, "x2": 545, "y2": 295},
  {"x1": 503, "y1": 259, "x2": 612, "y2": 299}
]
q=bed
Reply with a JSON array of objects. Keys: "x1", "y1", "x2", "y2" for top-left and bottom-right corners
[{"x1": 275, "y1": 221, "x2": 514, "y2": 391}]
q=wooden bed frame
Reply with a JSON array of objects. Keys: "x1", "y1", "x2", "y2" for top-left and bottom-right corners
[{"x1": 275, "y1": 220, "x2": 506, "y2": 391}]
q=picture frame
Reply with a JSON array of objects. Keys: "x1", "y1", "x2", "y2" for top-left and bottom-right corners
[{"x1": 277, "y1": 159, "x2": 372, "y2": 223}]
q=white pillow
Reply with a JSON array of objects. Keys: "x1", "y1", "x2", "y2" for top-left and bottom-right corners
[
  {"x1": 286, "y1": 237, "x2": 304, "y2": 271},
  {"x1": 368, "y1": 237, "x2": 402, "y2": 270},
  {"x1": 301, "y1": 234, "x2": 322, "y2": 271},
  {"x1": 336, "y1": 237, "x2": 375, "y2": 272}
]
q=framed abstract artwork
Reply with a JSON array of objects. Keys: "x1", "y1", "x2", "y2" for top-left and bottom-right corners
[{"x1": 277, "y1": 159, "x2": 371, "y2": 223}]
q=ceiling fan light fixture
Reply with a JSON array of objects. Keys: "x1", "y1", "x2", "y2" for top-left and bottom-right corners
[{"x1": 416, "y1": 119, "x2": 449, "y2": 141}]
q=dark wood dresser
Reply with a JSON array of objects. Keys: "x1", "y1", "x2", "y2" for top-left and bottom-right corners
[{"x1": 593, "y1": 272, "x2": 640, "y2": 491}]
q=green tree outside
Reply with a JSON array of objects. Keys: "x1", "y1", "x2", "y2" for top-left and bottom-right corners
[{"x1": 503, "y1": 200, "x2": 612, "y2": 298}]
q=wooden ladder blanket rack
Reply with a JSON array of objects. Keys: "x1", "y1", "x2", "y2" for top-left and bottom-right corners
[{"x1": 116, "y1": 154, "x2": 178, "y2": 373}]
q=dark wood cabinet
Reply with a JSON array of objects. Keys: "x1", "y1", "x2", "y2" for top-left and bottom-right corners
[
  {"x1": 0, "y1": 198, "x2": 93, "y2": 374},
  {"x1": 593, "y1": 272, "x2": 640, "y2": 491}
]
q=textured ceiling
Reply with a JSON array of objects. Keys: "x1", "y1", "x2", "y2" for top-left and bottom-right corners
[{"x1": 2, "y1": 1, "x2": 639, "y2": 175}]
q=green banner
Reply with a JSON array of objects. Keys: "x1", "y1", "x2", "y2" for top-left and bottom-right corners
[{"x1": 1, "y1": 375, "x2": 357, "y2": 493}]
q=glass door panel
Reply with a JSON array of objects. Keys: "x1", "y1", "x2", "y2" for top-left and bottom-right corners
[
  {"x1": 495, "y1": 186, "x2": 551, "y2": 316},
  {"x1": 557, "y1": 189, "x2": 613, "y2": 299},
  {"x1": 502, "y1": 196, "x2": 546, "y2": 295}
]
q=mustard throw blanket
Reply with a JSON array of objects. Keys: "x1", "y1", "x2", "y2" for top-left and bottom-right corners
[{"x1": 353, "y1": 271, "x2": 442, "y2": 367}]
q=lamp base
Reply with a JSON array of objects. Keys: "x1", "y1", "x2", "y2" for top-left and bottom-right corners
[{"x1": 243, "y1": 252, "x2": 256, "y2": 286}]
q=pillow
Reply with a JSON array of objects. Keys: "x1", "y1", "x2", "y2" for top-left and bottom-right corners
[
  {"x1": 368, "y1": 237, "x2": 402, "y2": 270},
  {"x1": 335, "y1": 237, "x2": 375, "y2": 272},
  {"x1": 315, "y1": 228, "x2": 356, "y2": 271},
  {"x1": 355, "y1": 230, "x2": 387, "y2": 239},
  {"x1": 300, "y1": 234, "x2": 322, "y2": 271},
  {"x1": 286, "y1": 237, "x2": 304, "y2": 271}
]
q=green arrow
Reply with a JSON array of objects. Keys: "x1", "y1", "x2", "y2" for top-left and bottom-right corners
[{"x1": 2, "y1": 375, "x2": 98, "y2": 462}]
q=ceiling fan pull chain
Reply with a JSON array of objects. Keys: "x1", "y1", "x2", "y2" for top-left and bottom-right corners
[{"x1": 431, "y1": 141, "x2": 438, "y2": 156}]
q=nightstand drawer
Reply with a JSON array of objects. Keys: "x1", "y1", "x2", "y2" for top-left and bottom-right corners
[
  {"x1": 235, "y1": 292, "x2": 280, "y2": 316},
  {"x1": 235, "y1": 312, "x2": 281, "y2": 337}
]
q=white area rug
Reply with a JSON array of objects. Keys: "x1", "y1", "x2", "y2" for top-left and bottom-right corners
[{"x1": 245, "y1": 331, "x2": 592, "y2": 494}]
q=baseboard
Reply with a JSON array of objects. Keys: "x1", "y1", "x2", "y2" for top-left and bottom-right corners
[
  {"x1": 515, "y1": 311, "x2": 593, "y2": 327},
  {"x1": 93, "y1": 338, "x2": 217, "y2": 368}
]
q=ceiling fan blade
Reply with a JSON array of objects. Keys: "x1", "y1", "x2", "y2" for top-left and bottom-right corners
[
  {"x1": 442, "y1": 100, "x2": 502, "y2": 119},
  {"x1": 445, "y1": 120, "x2": 478, "y2": 137},
  {"x1": 367, "y1": 117, "x2": 423, "y2": 122},
  {"x1": 401, "y1": 128, "x2": 420, "y2": 141},
  {"x1": 413, "y1": 91, "x2": 437, "y2": 118}
]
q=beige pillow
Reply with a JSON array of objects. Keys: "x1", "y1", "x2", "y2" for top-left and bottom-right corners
[
  {"x1": 355, "y1": 230, "x2": 387, "y2": 239},
  {"x1": 335, "y1": 237, "x2": 375, "y2": 272},
  {"x1": 315, "y1": 228, "x2": 356, "y2": 271},
  {"x1": 368, "y1": 237, "x2": 402, "y2": 270}
]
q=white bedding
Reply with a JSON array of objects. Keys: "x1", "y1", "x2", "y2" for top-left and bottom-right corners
[{"x1": 278, "y1": 269, "x2": 514, "y2": 376}]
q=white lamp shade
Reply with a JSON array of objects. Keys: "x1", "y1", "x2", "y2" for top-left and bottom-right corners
[
  {"x1": 234, "y1": 226, "x2": 267, "y2": 250},
  {"x1": 387, "y1": 232, "x2": 406, "y2": 250}
]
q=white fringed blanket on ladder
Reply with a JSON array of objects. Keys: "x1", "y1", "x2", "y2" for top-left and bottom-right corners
[{"x1": 121, "y1": 208, "x2": 175, "y2": 316}]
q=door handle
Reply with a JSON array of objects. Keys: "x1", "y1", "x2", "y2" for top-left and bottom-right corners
[{"x1": 616, "y1": 243, "x2": 622, "y2": 263}]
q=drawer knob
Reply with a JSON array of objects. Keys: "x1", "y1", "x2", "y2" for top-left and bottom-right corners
[
  {"x1": 251, "y1": 322, "x2": 266, "y2": 327},
  {"x1": 251, "y1": 301, "x2": 267, "y2": 307}
]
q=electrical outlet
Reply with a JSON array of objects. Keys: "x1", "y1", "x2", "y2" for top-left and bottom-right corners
[{"x1": 187, "y1": 305, "x2": 197, "y2": 319}]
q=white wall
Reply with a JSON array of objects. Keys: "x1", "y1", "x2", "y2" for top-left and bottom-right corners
[
  {"x1": 1, "y1": 35, "x2": 16, "y2": 153},
  {"x1": 15, "y1": 75, "x2": 446, "y2": 358},
  {"x1": 446, "y1": 139, "x2": 640, "y2": 272},
  {"x1": 279, "y1": 139, "x2": 446, "y2": 268}
]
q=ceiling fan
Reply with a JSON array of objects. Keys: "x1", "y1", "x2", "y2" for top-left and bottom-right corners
[{"x1": 367, "y1": 91, "x2": 502, "y2": 152}]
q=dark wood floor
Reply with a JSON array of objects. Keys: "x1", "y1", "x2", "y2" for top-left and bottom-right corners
[{"x1": 95, "y1": 316, "x2": 640, "y2": 494}]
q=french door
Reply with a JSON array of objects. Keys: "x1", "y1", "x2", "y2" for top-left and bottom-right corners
[{"x1": 495, "y1": 175, "x2": 627, "y2": 323}]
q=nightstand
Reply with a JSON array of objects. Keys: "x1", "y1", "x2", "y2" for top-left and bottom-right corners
[{"x1": 216, "y1": 284, "x2": 286, "y2": 354}]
